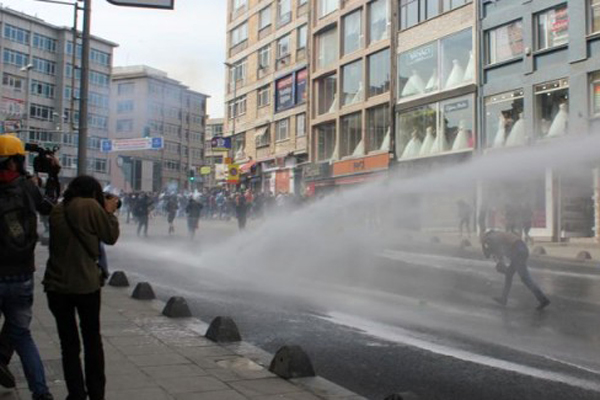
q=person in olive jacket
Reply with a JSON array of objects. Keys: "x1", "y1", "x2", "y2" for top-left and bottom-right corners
[{"x1": 43, "y1": 176, "x2": 120, "y2": 400}]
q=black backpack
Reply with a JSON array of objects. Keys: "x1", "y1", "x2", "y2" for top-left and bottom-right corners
[{"x1": 0, "y1": 178, "x2": 38, "y2": 265}]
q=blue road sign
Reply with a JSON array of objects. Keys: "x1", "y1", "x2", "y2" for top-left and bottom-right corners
[
  {"x1": 101, "y1": 139, "x2": 113, "y2": 153},
  {"x1": 151, "y1": 137, "x2": 163, "y2": 149}
]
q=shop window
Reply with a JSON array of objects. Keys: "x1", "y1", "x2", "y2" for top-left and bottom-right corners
[
  {"x1": 317, "y1": 74, "x2": 337, "y2": 115},
  {"x1": 590, "y1": 71, "x2": 600, "y2": 116},
  {"x1": 340, "y1": 112, "x2": 362, "y2": 158},
  {"x1": 535, "y1": 79, "x2": 569, "y2": 139},
  {"x1": 440, "y1": 29, "x2": 473, "y2": 90},
  {"x1": 368, "y1": 0, "x2": 389, "y2": 45},
  {"x1": 317, "y1": 26, "x2": 338, "y2": 70},
  {"x1": 536, "y1": 5, "x2": 569, "y2": 51},
  {"x1": 316, "y1": 123, "x2": 336, "y2": 161},
  {"x1": 368, "y1": 49, "x2": 390, "y2": 97},
  {"x1": 398, "y1": 41, "x2": 438, "y2": 99},
  {"x1": 343, "y1": 9, "x2": 362, "y2": 56},
  {"x1": 439, "y1": 96, "x2": 474, "y2": 153},
  {"x1": 486, "y1": 20, "x2": 524, "y2": 65},
  {"x1": 367, "y1": 105, "x2": 390, "y2": 152},
  {"x1": 342, "y1": 60, "x2": 363, "y2": 106},
  {"x1": 484, "y1": 89, "x2": 525, "y2": 148},
  {"x1": 592, "y1": 0, "x2": 600, "y2": 34},
  {"x1": 396, "y1": 104, "x2": 437, "y2": 159}
]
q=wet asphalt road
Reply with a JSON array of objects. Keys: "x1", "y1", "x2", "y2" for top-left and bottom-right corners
[{"x1": 109, "y1": 218, "x2": 600, "y2": 400}]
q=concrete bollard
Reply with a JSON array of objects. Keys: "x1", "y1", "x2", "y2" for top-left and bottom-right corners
[
  {"x1": 384, "y1": 392, "x2": 420, "y2": 400},
  {"x1": 162, "y1": 296, "x2": 192, "y2": 318},
  {"x1": 430, "y1": 236, "x2": 441, "y2": 244},
  {"x1": 131, "y1": 282, "x2": 156, "y2": 300},
  {"x1": 577, "y1": 251, "x2": 592, "y2": 261},
  {"x1": 108, "y1": 271, "x2": 129, "y2": 287},
  {"x1": 269, "y1": 345, "x2": 315, "y2": 379},
  {"x1": 532, "y1": 246, "x2": 547, "y2": 256},
  {"x1": 205, "y1": 316, "x2": 242, "y2": 343}
]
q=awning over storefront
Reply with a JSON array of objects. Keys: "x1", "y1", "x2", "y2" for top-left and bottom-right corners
[{"x1": 240, "y1": 160, "x2": 257, "y2": 174}]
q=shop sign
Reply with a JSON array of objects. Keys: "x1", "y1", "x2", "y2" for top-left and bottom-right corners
[
  {"x1": 304, "y1": 163, "x2": 330, "y2": 179},
  {"x1": 444, "y1": 99, "x2": 469, "y2": 113},
  {"x1": 332, "y1": 153, "x2": 389, "y2": 177},
  {"x1": 227, "y1": 164, "x2": 240, "y2": 183},
  {"x1": 405, "y1": 43, "x2": 435, "y2": 66},
  {"x1": 211, "y1": 136, "x2": 232, "y2": 150},
  {"x1": 200, "y1": 166, "x2": 212, "y2": 175},
  {"x1": 276, "y1": 75, "x2": 294, "y2": 112}
]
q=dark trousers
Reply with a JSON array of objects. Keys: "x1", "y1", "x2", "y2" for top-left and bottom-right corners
[
  {"x1": 0, "y1": 320, "x2": 13, "y2": 365},
  {"x1": 237, "y1": 214, "x2": 247, "y2": 230},
  {"x1": 47, "y1": 291, "x2": 105, "y2": 400},
  {"x1": 137, "y1": 215, "x2": 149, "y2": 236},
  {"x1": 501, "y1": 242, "x2": 549, "y2": 304}
]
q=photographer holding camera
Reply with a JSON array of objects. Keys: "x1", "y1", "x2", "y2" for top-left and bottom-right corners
[
  {"x1": 43, "y1": 175, "x2": 119, "y2": 400},
  {"x1": 0, "y1": 134, "x2": 55, "y2": 399}
]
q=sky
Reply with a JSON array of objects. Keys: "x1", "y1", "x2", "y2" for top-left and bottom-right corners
[{"x1": 2, "y1": 0, "x2": 227, "y2": 117}]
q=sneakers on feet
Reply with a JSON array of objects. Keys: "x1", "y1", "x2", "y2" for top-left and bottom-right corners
[
  {"x1": 0, "y1": 362, "x2": 15, "y2": 388},
  {"x1": 493, "y1": 297, "x2": 507, "y2": 306},
  {"x1": 536, "y1": 299, "x2": 550, "y2": 311},
  {"x1": 33, "y1": 393, "x2": 53, "y2": 400}
]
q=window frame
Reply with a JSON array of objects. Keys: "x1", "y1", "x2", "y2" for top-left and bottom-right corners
[{"x1": 276, "y1": 118, "x2": 290, "y2": 142}]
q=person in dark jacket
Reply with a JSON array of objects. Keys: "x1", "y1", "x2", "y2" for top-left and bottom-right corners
[
  {"x1": 186, "y1": 197, "x2": 203, "y2": 239},
  {"x1": 166, "y1": 195, "x2": 178, "y2": 235},
  {"x1": 235, "y1": 193, "x2": 248, "y2": 230},
  {"x1": 0, "y1": 134, "x2": 54, "y2": 399},
  {"x1": 481, "y1": 230, "x2": 550, "y2": 310},
  {"x1": 135, "y1": 193, "x2": 152, "y2": 237},
  {"x1": 44, "y1": 176, "x2": 120, "y2": 400}
]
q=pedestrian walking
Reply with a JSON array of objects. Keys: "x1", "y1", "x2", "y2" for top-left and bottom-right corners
[
  {"x1": 0, "y1": 134, "x2": 54, "y2": 399},
  {"x1": 166, "y1": 195, "x2": 178, "y2": 235},
  {"x1": 186, "y1": 197, "x2": 203, "y2": 239},
  {"x1": 235, "y1": 192, "x2": 248, "y2": 230},
  {"x1": 44, "y1": 175, "x2": 120, "y2": 400},
  {"x1": 481, "y1": 230, "x2": 550, "y2": 310},
  {"x1": 457, "y1": 200, "x2": 472, "y2": 237},
  {"x1": 135, "y1": 193, "x2": 152, "y2": 237},
  {"x1": 519, "y1": 203, "x2": 534, "y2": 245}
]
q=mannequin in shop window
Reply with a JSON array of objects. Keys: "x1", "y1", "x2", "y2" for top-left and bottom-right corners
[
  {"x1": 419, "y1": 126, "x2": 435, "y2": 157},
  {"x1": 451, "y1": 120, "x2": 470, "y2": 151},
  {"x1": 547, "y1": 102, "x2": 568, "y2": 138},
  {"x1": 505, "y1": 112, "x2": 526, "y2": 147},
  {"x1": 401, "y1": 130, "x2": 422, "y2": 158}
]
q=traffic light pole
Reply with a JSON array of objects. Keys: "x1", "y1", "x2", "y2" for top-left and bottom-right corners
[{"x1": 77, "y1": 0, "x2": 92, "y2": 176}]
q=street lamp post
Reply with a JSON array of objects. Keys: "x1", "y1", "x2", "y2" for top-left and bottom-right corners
[
  {"x1": 20, "y1": 63, "x2": 34, "y2": 140},
  {"x1": 77, "y1": 0, "x2": 92, "y2": 176}
]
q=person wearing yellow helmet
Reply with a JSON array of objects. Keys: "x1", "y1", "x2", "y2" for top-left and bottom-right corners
[{"x1": 0, "y1": 133, "x2": 55, "y2": 399}]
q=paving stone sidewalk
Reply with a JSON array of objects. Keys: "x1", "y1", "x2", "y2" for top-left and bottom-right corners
[{"x1": 0, "y1": 269, "x2": 363, "y2": 400}]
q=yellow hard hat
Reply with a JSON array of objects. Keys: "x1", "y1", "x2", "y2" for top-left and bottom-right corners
[{"x1": 0, "y1": 134, "x2": 26, "y2": 161}]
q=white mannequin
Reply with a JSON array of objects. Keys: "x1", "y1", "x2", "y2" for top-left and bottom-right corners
[
  {"x1": 505, "y1": 112, "x2": 526, "y2": 147},
  {"x1": 547, "y1": 103, "x2": 568, "y2": 137},
  {"x1": 401, "y1": 130, "x2": 422, "y2": 158},
  {"x1": 401, "y1": 70, "x2": 425, "y2": 97},
  {"x1": 445, "y1": 59, "x2": 465, "y2": 89},
  {"x1": 351, "y1": 82, "x2": 364, "y2": 104},
  {"x1": 328, "y1": 95, "x2": 338, "y2": 114},
  {"x1": 493, "y1": 114, "x2": 506, "y2": 148},
  {"x1": 463, "y1": 51, "x2": 475, "y2": 83},
  {"x1": 331, "y1": 137, "x2": 340, "y2": 160},
  {"x1": 380, "y1": 128, "x2": 391, "y2": 152},
  {"x1": 419, "y1": 127, "x2": 435, "y2": 156},
  {"x1": 451, "y1": 120, "x2": 469, "y2": 151},
  {"x1": 431, "y1": 128, "x2": 449, "y2": 153},
  {"x1": 425, "y1": 68, "x2": 439, "y2": 92},
  {"x1": 352, "y1": 138, "x2": 365, "y2": 157}
]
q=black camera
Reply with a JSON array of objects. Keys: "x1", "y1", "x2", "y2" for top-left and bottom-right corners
[
  {"x1": 24, "y1": 143, "x2": 60, "y2": 175},
  {"x1": 104, "y1": 193, "x2": 122, "y2": 210}
]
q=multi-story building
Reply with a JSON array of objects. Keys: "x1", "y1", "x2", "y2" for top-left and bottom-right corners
[
  {"x1": 0, "y1": 6, "x2": 116, "y2": 185},
  {"x1": 225, "y1": 0, "x2": 310, "y2": 195},
  {"x1": 110, "y1": 65, "x2": 208, "y2": 192},
  {"x1": 307, "y1": 0, "x2": 393, "y2": 194},
  {"x1": 480, "y1": 0, "x2": 599, "y2": 241},
  {"x1": 204, "y1": 117, "x2": 226, "y2": 187}
]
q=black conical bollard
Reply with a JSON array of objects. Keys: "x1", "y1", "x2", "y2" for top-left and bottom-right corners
[
  {"x1": 108, "y1": 271, "x2": 129, "y2": 287},
  {"x1": 131, "y1": 282, "x2": 156, "y2": 300},
  {"x1": 269, "y1": 345, "x2": 315, "y2": 379},
  {"x1": 532, "y1": 246, "x2": 547, "y2": 256},
  {"x1": 162, "y1": 296, "x2": 192, "y2": 318},
  {"x1": 384, "y1": 393, "x2": 419, "y2": 400},
  {"x1": 577, "y1": 251, "x2": 592, "y2": 261},
  {"x1": 205, "y1": 316, "x2": 242, "y2": 343}
]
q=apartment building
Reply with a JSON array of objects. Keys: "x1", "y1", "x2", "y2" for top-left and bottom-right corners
[
  {"x1": 204, "y1": 117, "x2": 226, "y2": 188},
  {"x1": 0, "y1": 6, "x2": 116, "y2": 185},
  {"x1": 225, "y1": 0, "x2": 309, "y2": 194},
  {"x1": 110, "y1": 66, "x2": 208, "y2": 192},
  {"x1": 308, "y1": 0, "x2": 393, "y2": 194}
]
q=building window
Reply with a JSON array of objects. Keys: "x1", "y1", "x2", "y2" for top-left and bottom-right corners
[
  {"x1": 342, "y1": 60, "x2": 363, "y2": 106},
  {"x1": 443, "y1": 0, "x2": 468, "y2": 11},
  {"x1": 343, "y1": 9, "x2": 362, "y2": 56},
  {"x1": 258, "y1": 45, "x2": 271, "y2": 70},
  {"x1": 232, "y1": 0, "x2": 247, "y2": 12},
  {"x1": 117, "y1": 100, "x2": 134, "y2": 113},
  {"x1": 277, "y1": 34, "x2": 291, "y2": 60},
  {"x1": 592, "y1": 0, "x2": 600, "y2": 34},
  {"x1": 116, "y1": 119, "x2": 133, "y2": 133},
  {"x1": 3, "y1": 49, "x2": 29, "y2": 68},
  {"x1": 398, "y1": 29, "x2": 472, "y2": 99},
  {"x1": 367, "y1": 105, "x2": 389, "y2": 152},
  {"x1": 33, "y1": 57, "x2": 57, "y2": 76},
  {"x1": 278, "y1": 0, "x2": 292, "y2": 26},
  {"x1": 234, "y1": 133, "x2": 246, "y2": 156},
  {"x1": 258, "y1": 85, "x2": 271, "y2": 108},
  {"x1": 486, "y1": 20, "x2": 524, "y2": 65},
  {"x1": 3, "y1": 73, "x2": 24, "y2": 91},
  {"x1": 297, "y1": 24, "x2": 308, "y2": 49},
  {"x1": 317, "y1": 74, "x2": 338, "y2": 115},
  {"x1": 118, "y1": 82, "x2": 135, "y2": 95},
  {"x1": 369, "y1": 0, "x2": 389, "y2": 45},
  {"x1": 231, "y1": 22, "x2": 248, "y2": 47},
  {"x1": 316, "y1": 123, "x2": 336, "y2": 161},
  {"x1": 276, "y1": 119, "x2": 290, "y2": 141},
  {"x1": 591, "y1": 71, "x2": 600, "y2": 115},
  {"x1": 30, "y1": 104, "x2": 55, "y2": 121},
  {"x1": 400, "y1": 0, "x2": 470, "y2": 30},
  {"x1": 319, "y1": 0, "x2": 338, "y2": 18},
  {"x1": 4, "y1": 24, "x2": 30, "y2": 45},
  {"x1": 484, "y1": 89, "x2": 524, "y2": 148},
  {"x1": 259, "y1": 6, "x2": 272, "y2": 31},
  {"x1": 340, "y1": 112, "x2": 362, "y2": 157},
  {"x1": 535, "y1": 79, "x2": 569, "y2": 139},
  {"x1": 33, "y1": 33, "x2": 57, "y2": 52},
  {"x1": 90, "y1": 71, "x2": 109, "y2": 87},
  {"x1": 31, "y1": 80, "x2": 55, "y2": 99},
  {"x1": 368, "y1": 49, "x2": 390, "y2": 97},
  {"x1": 399, "y1": 0, "x2": 420, "y2": 30},
  {"x1": 228, "y1": 96, "x2": 247, "y2": 118},
  {"x1": 317, "y1": 26, "x2": 338, "y2": 70},
  {"x1": 90, "y1": 49, "x2": 111, "y2": 66},
  {"x1": 256, "y1": 126, "x2": 270, "y2": 147},
  {"x1": 536, "y1": 5, "x2": 569, "y2": 51},
  {"x1": 229, "y1": 58, "x2": 247, "y2": 88},
  {"x1": 296, "y1": 113, "x2": 306, "y2": 137}
]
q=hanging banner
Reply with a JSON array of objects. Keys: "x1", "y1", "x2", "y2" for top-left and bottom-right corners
[
  {"x1": 106, "y1": 0, "x2": 174, "y2": 9},
  {"x1": 227, "y1": 164, "x2": 240, "y2": 184},
  {"x1": 275, "y1": 74, "x2": 294, "y2": 112}
]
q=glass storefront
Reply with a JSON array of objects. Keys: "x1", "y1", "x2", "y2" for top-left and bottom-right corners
[
  {"x1": 367, "y1": 105, "x2": 390, "y2": 152},
  {"x1": 398, "y1": 29, "x2": 473, "y2": 100},
  {"x1": 396, "y1": 94, "x2": 474, "y2": 160},
  {"x1": 484, "y1": 89, "x2": 525, "y2": 148},
  {"x1": 535, "y1": 78, "x2": 569, "y2": 140}
]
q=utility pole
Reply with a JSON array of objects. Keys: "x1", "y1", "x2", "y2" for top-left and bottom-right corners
[{"x1": 77, "y1": 0, "x2": 92, "y2": 175}]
